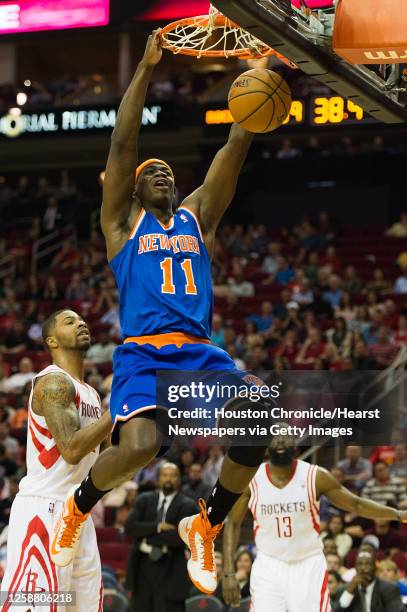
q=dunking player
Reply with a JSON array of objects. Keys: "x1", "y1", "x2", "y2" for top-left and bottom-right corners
[
  {"x1": 51, "y1": 31, "x2": 270, "y2": 594},
  {"x1": 222, "y1": 433, "x2": 407, "y2": 612},
  {"x1": 1, "y1": 310, "x2": 112, "y2": 612}
]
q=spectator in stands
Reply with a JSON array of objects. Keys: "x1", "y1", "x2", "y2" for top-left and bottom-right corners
[
  {"x1": 261, "y1": 241, "x2": 280, "y2": 275},
  {"x1": 0, "y1": 475, "x2": 19, "y2": 529},
  {"x1": 335, "y1": 293, "x2": 355, "y2": 323},
  {"x1": 295, "y1": 327, "x2": 326, "y2": 367},
  {"x1": 210, "y1": 313, "x2": 225, "y2": 348},
  {"x1": 10, "y1": 388, "x2": 29, "y2": 430},
  {"x1": 50, "y1": 239, "x2": 80, "y2": 271},
  {"x1": 327, "y1": 318, "x2": 352, "y2": 358},
  {"x1": 41, "y1": 275, "x2": 60, "y2": 301},
  {"x1": 382, "y1": 300, "x2": 398, "y2": 329},
  {"x1": 386, "y1": 212, "x2": 407, "y2": 239},
  {"x1": 343, "y1": 266, "x2": 362, "y2": 295},
  {"x1": 394, "y1": 314, "x2": 407, "y2": 347},
  {"x1": 322, "y1": 515, "x2": 353, "y2": 560},
  {"x1": 376, "y1": 560, "x2": 407, "y2": 599},
  {"x1": 86, "y1": 331, "x2": 117, "y2": 364},
  {"x1": 124, "y1": 463, "x2": 197, "y2": 612},
  {"x1": 362, "y1": 460, "x2": 407, "y2": 509},
  {"x1": 232, "y1": 549, "x2": 253, "y2": 601},
  {"x1": 2, "y1": 357, "x2": 35, "y2": 393},
  {"x1": 181, "y1": 463, "x2": 211, "y2": 503},
  {"x1": 0, "y1": 320, "x2": 27, "y2": 354},
  {"x1": 394, "y1": 267, "x2": 407, "y2": 294},
  {"x1": 364, "y1": 268, "x2": 391, "y2": 296},
  {"x1": 364, "y1": 519, "x2": 405, "y2": 554},
  {"x1": 336, "y1": 446, "x2": 372, "y2": 493},
  {"x1": 334, "y1": 550, "x2": 404, "y2": 611},
  {"x1": 274, "y1": 256, "x2": 295, "y2": 285},
  {"x1": 305, "y1": 250, "x2": 321, "y2": 285},
  {"x1": 227, "y1": 267, "x2": 255, "y2": 297},
  {"x1": 324, "y1": 275, "x2": 343, "y2": 309},
  {"x1": 226, "y1": 344, "x2": 246, "y2": 371},
  {"x1": 0, "y1": 393, "x2": 13, "y2": 422},
  {"x1": 42, "y1": 196, "x2": 63, "y2": 233},
  {"x1": 0, "y1": 444, "x2": 18, "y2": 478},
  {"x1": 390, "y1": 445, "x2": 407, "y2": 482},
  {"x1": 363, "y1": 309, "x2": 383, "y2": 345},
  {"x1": 366, "y1": 326, "x2": 398, "y2": 368},
  {"x1": 292, "y1": 277, "x2": 314, "y2": 306},
  {"x1": 325, "y1": 552, "x2": 346, "y2": 579},
  {"x1": 276, "y1": 138, "x2": 302, "y2": 160},
  {"x1": 202, "y1": 445, "x2": 224, "y2": 489},
  {"x1": 322, "y1": 245, "x2": 342, "y2": 274},
  {"x1": 328, "y1": 570, "x2": 344, "y2": 607},
  {"x1": 27, "y1": 312, "x2": 47, "y2": 349},
  {"x1": 350, "y1": 306, "x2": 371, "y2": 335},
  {"x1": 65, "y1": 272, "x2": 86, "y2": 301},
  {"x1": 248, "y1": 300, "x2": 273, "y2": 331}
]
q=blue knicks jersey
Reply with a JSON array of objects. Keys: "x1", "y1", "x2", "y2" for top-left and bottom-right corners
[{"x1": 109, "y1": 206, "x2": 213, "y2": 339}]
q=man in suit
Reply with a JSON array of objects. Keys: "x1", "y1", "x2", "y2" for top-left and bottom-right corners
[
  {"x1": 125, "y1": 462, "x2": 198, "y2": 612},
  {"x1": 333, "y1": 551, "x2": 404, "y2": 611}
]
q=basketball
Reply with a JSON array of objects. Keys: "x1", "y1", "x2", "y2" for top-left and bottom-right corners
[{"x1": 228, "y1": 69, "x2": 292, "y2": 133}]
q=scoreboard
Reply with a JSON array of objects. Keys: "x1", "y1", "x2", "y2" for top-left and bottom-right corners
[
  {"x1": 0, "y1": 0, "x2": 109, "y2": 34},
  {"x1": 205, "y1": 97, "x2": 373, "y2": 127}
]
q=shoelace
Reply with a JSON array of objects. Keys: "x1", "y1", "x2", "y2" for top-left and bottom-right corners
[
  {"x1": 58, "y1": 511, "x2": 85, "y2": 549},
  {"x1": 197, "y1": 499, "x2": 222, "y2": 572}
]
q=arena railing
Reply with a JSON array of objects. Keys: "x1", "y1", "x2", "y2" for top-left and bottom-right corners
[
  {"x1": 300, "y1": 345, "x2": 407, "y2": 464},
  {"x1": 0, "y1": 254, "x2": 16, "y2": 281},
  {"x1": 31, "y1": 224, "x2": 77, "y2": 275}
]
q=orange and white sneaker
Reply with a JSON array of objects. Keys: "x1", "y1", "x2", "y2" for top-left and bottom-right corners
[
  {"x1": 178, "y1": 499, "x2": 223, "y2": 595},
  {"x1": 50, "y1": 487, "x2": 89, "y2": 567}
]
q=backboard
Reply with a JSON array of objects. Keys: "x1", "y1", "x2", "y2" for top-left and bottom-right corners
[{"x1": 211, "y1": 0, "x2": 407, "y2": 123}]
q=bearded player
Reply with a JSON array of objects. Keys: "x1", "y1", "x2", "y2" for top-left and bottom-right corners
[
  {"x1": 1, "y1": 310, "x2": 112, "y2": 612},
  {"x1": 222, "y1": 432, "x2": 407, "y2": 612},
  {"x1": 51, "y1": 31, "x2": 270, "y2": 595}
]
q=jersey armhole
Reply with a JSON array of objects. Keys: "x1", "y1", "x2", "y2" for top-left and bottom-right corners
[{"x1": 178, "y1": 205, "x2": 204, "y2": 242}]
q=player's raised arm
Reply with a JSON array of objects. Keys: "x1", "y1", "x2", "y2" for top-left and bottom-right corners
[
  {"x1": 101, "y1": 30, "x2": 162, "y2": 259},
  {"x1": 222, "y1": 488, "x2": 251, "y2": 606},
  {"x1": 317, "y1": 468, "x2": 407, "y2": 522},
  {"x1": 184, "y1": 123, "x2": 253, "y2": 253},
  {"x1": 33, "y1": 373, "x2": 112, "y2": 465}
]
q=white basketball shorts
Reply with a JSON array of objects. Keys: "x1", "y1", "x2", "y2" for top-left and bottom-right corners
[{"x1": 0, "y1": 494, "x2": 103, "y2": 612}]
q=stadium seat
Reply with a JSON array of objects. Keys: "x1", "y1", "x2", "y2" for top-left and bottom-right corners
[
  {"x1": 102, "y1": 588, "x2": 130, "y2": 612},
  {"x1": 95, "y1": 527, "x2": 119, "y2": 543},
  {"x1": 98, "y1": 542, "x2": 131, "y2": 574},
  {"x1": 227, "y1": 597, "x2": 251, "y2": 612},
  {"x1": 186, "y1": 595, "x2": 225, "y2": 611}
]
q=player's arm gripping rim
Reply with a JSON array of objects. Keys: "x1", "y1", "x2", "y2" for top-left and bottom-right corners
[
  {"x1": 317, "y1": 467, "x2": 407, "y2": 522},
  {"x1": 222, "y1": 488, "x2": 251, "y2": 607},
  {"x1": 32, "y1": 373, "x2": 113, "y2": 465},
  {"x1": 101, "y1": 30, "x2": 162, "y2": 262},
  {"x1": 183, "y1": 123, "x2": 254, "y2": 258}
]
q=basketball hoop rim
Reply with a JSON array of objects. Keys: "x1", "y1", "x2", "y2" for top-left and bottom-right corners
[{"x1": 159, "y1": 13, "x2": 298, "y2": 66}]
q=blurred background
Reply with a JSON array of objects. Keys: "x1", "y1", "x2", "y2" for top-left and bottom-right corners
[{"x1": 0, "y1": 1, "x2": 407, "y2": 610}]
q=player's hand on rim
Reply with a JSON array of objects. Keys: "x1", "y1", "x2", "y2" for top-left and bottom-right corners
[
  {"x1": 222, "y1": 574, "x2": 241, "y2": 607},
  {"x1": 142, "y1": 29, "x2": 163, "y2": 67}
]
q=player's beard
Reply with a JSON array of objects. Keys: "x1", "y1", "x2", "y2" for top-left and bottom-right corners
[{"x1": 269, "y1": 447, "x2": 295, "y2": 466}]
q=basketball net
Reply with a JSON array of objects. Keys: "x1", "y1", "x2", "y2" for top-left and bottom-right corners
[{"x1": 160, "y1": 4, "x2": 297, "y2": 68}]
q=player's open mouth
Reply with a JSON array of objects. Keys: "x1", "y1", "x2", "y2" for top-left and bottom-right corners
[
  {"x1": 153, "y1": 179, "x2": 169, "y2": 189},
  {"x1": 78, "y1": 331, "x2": 90, "y2": 338}
]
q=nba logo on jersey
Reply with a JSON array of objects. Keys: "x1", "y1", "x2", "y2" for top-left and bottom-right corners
[
  {"x1": 48, "y1": 502, "x2": 55, "y2": 513},
  {"x1": 180, "y1": 213, "x2": 188, "y2": 223}
]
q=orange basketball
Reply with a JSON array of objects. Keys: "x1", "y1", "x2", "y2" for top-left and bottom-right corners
[{"x1": 228, "y1": 69, "x2": 292, "y2": 133}]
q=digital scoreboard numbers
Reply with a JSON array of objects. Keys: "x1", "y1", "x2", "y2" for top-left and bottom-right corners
[
  {"x1": 205, "y1": 96, "x2": 371, "y2": 127},
  {"x1": 312, "y1": 97, "x2": 365, "y2": 125}
]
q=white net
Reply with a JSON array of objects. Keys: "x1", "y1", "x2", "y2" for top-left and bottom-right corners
[{"x1": 160, "y1": 3, "x2": 290, "y2": 61}]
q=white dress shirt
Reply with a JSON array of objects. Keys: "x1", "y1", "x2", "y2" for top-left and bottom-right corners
[{"x1": 339, "y1": 579, "x2": 375, "y2": 611}]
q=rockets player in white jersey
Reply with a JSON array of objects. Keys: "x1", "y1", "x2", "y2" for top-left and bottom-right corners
[
  {"x1": 222, "y1": 430, "x2": 407, "y2": 612},
  {"x1": 1, "y1": 309, "x2": 112, "y2": 612}
]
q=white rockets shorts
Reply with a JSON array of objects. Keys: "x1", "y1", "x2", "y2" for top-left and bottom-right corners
[
  {"x1": 0, "y1": 495, "x2": 103, "y2": 612},
  {"x1": 250, "y1": 551, "x2": 331, "y2": 612}
]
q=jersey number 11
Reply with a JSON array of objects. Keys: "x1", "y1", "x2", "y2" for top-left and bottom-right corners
[{"x1": 160, "y1": 258, "x2": 197, "y2": 295}]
